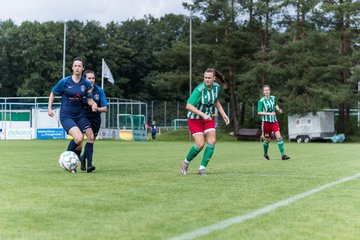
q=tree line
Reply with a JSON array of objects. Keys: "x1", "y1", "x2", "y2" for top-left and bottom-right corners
[{"x1": 1, "y1": 0, "x2": 360, "y2": 134}]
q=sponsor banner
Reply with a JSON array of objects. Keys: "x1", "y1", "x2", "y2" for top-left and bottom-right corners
[
  {"x1": 37, "y1": 128, "x2": 66, "y2": 139},
  {"x1": 133, "y1": 129, "x2": 148, "y2": 141},
  {"x1": 0, "y1": 132, "x2": 5, "y2": 140},
  {"x1": 6, "y1": 128, "x2": 34, "y2": 140},
  {"x1": 66, "y1": 135, "x2": 88, "y2": 140},
  {"x1": 120, "y1": 130, "x2": 133, "y2": 141},
  {"x1": 98, "y1": 128, "x2": 120, "y2": 140}
]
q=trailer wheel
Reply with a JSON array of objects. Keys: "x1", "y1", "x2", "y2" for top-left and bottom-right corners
[
  {"x1": 296, "y1": 137, "x2": 303, "y2": 143},
  {"x1": 303, "y1": 136, "x2": 311, "y2": 143}
]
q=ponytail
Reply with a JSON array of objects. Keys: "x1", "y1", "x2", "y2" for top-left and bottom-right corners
[{"x1": 205, "y1": 68, "x2": 228, "y2": 89}]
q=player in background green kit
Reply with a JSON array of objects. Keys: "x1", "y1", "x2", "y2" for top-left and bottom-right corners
[
  {"x1": 257, "y1": 85, "x2": 290, "y2": 161},
  {"x1": 180, "y1": 68, "x2": 230, "y2": 176}
]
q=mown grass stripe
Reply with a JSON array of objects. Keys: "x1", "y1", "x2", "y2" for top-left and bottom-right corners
[{"x1": 169, "y1": 172, "x2": 360, "y2": 240}]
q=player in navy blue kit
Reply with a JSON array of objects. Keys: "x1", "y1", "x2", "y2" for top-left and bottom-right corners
[
  {"x1": 79, "y1": 70, "x2": 109, "y2": 171},
  {"x1": 48, "y1": 57, "x2": 97, "y2": 173},
  {"x1": 150, "y1": 121, "x2": 157, "y2": 140}
]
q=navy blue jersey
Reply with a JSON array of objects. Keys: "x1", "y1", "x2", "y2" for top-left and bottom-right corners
[
  {"x1": 83, "y1": 84, "x2": 109, "y2": 117},
  {"x1": 52, "y1": 76, "x2": 92, "y2": 119},
  {"x1": 151, "y1": 124, "x2": 157, "y2": 134}
]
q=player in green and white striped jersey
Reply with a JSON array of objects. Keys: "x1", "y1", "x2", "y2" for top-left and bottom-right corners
[
  {"x1": 180, "y1": 68, "x2": 230, "y2": 176},
  {"x1": 257, "y1": 85, "x2": 290, "y2": 161},
  {"x1": 186, "y1": 81, "x2": 220, "y2": 119}
]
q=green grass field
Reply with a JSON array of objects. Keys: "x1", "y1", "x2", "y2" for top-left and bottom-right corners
[{"x1": 1, "y1": 139, "x2": 360, "y2": 240}]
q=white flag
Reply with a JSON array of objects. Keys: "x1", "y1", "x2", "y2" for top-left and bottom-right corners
[{"x1": 102, "y1": 59, "x2": 114, "y2": 84}]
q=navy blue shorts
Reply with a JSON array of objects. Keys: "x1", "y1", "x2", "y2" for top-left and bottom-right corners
[
  {"x1": 61, "y1": 116, "x2": 91, "y2": 133},
  {"x1": 87, "y1": 116, "x2": 101, "y2": 137}
]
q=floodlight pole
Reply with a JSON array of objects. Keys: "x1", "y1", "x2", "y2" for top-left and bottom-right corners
[
  {"x1": 358, "y1": 81, "x2": 360, "y2": 126},
  {"x1": 62, "y1": 22, "x2": 67, "y2": 79},
  {"x1": 189, "y1": 3, "x2": 193, "y2": 97},
  {"x1": 188, "y1": 2, "x2": 194, "y2": 142}
]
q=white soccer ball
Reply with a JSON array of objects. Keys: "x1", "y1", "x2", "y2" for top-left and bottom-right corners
[{"x1": 59, "y1": 151, "x2": 79, "y2": 172}]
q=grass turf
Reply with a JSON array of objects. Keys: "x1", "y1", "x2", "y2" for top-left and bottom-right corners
[{"x1": 0, "y1": 140, "x2": 359, "y2": 239}]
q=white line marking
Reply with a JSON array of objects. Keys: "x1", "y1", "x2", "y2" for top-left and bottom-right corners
[{"x1": 169, "y1": 172, "x2": 360, "y2": 240}]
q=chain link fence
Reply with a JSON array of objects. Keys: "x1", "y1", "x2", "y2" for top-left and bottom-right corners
[{"x1": 147, "y1": 100, "x2": 237, "y2": 128}]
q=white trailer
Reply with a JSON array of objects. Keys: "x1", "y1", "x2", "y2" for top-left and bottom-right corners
[{"x1": 288, "y1": 112, "x2": 335, "y2": 143}]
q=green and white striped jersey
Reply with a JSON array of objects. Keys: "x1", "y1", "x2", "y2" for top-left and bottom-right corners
[
  {"x1": 187, "y1": 82, "x2": 220, "y2": 119},
  {"x1": 257, "y1": 95, "x2": 277, "y2": 122}
]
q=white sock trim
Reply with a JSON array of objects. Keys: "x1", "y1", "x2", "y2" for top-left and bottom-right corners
[{"x1": 199, "y1": 165, "x2": 206, "y2": 170}]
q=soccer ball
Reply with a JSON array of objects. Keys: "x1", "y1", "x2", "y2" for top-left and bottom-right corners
[{"x1": 59, "y1": 151, "x2": 79, "y2": 172}]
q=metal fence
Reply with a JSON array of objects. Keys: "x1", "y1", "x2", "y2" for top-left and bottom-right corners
[
  {"x1": 0, "y1": 97, "x2": 148, "y2": 131},
  {"x1": 105, "y1": 98, "x2": 147, "y2": 129},
  {"x1": 0, "y1": 97, "x2": 237, "y2": 131},
  {"x1": 147, "y1": 100, "x2": 235, "y2": 128},
  {"x1": 4, "y1": 97, "x2": 360, "y2": 139},
  {"x1": 0, "y1": 97, "x2": 288, "y2": 131}
]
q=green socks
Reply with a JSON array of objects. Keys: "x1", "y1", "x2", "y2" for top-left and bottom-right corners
[
  {"x1": 200, "y1": 144, "x2": 215, "y2": 168},
  {"x1": 263, "y1": 141, "x2": 269, "y2": 155},
  {"x1": 277, "y1": 140, "x2": 285, "y2": 156},
  {"x1": 185, "y1": 144, "x2": 216, "y2": 168},
  {"x1": 185, "y1": 145, "x2": 201, "y2": 162},
  {"x1": 263, "y1": 139, "x2": 285, "y2": 156}
]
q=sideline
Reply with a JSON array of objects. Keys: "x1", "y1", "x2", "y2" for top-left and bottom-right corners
[{"x1": 169, "y1": 172, "x2": 360, "y2": 240}]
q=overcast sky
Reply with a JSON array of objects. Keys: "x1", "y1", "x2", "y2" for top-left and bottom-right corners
[{"x1": 0, "y1": 0, "x2": 192, "y2": 25}]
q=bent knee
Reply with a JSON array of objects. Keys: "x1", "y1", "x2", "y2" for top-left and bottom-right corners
[
  {"x1": 263, "y1": 134, "x2": 270, "y2": 143},
  {"x1": 87, "y1": 137, "x2": 95, "y2": 143},
  {"x1": 196, "y1": 143, "x2": 205, "y2": 150},
  {"x1": 73, "y1": 137, "x2": 83, "y2": 145},
  {"x1": 87, "y1": 135, "x2": 95, "y2": 142},
  {"x1": 85, "y1": 130, "x2": 95, "y2": 142}
]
